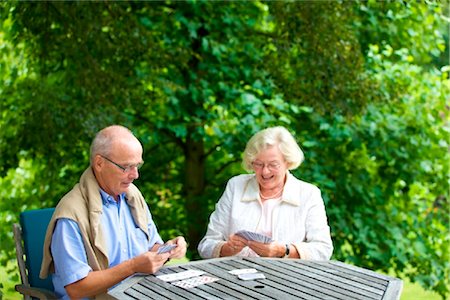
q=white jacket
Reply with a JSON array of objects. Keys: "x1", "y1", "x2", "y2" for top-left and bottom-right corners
[{"x1": 198, "y1": 172, "x2": 333, "y2": 260}]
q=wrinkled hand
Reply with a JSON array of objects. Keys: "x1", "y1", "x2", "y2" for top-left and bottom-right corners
[
  {"x1": 248, "y1": 241, "x2": 284, "y2": 257},
  {"x1": 223, "y1": 234, "x2": 248, "y2": 256},
  {"x1": 166, "y1": 236, "x2": 187, "y2": 259},
  {"x1": 131, "y1": 251, "x2": 170, "y2": 274}
]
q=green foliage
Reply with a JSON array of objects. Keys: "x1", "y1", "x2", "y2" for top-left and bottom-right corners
[
  {"x1": 356, "y1": 0, "x2": 446, "y2": 67},
  {"x1": 0, "y1": 156, "x2": 52, "y2": 290},
  {"x1": 0, "y1": 1, "x2": 448, "y2": 298},
  {"x1": 290, "y1": 46, "x2": 449, "y2": 297},
  {"x1": 264, "y1": 1, "x2": 376, "y2": 115}
]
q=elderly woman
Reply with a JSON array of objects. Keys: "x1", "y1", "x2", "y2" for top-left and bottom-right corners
[{"x1": 197, "y1": 126, "x2": 333, "y2": 260}]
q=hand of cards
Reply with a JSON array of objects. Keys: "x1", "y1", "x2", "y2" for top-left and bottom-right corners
[
  {"x1": 157, "y1": 243, "x2": 177, "y2": 254},
  {"x1": 235, "y1": 230, "x2": 273, "y2": 244}
]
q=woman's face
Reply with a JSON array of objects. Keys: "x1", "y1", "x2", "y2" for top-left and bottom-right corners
[{"x1": 252, "y1": 145, "x2": 288, "y2": 191}]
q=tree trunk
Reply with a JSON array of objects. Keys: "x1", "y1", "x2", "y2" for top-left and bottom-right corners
[{"x1": 184, "y1": 132, "x2": 206, "y2": 258}]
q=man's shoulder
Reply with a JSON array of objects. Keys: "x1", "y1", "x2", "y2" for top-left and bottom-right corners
[
  {"x1": 55, "y1": 183, "x2": 89, "y2": 220},
  {"x1": 126, "y1": 183, "x2": 145, "y2": 203},
  {"x1": 128, "y1": 183, "x2": 143, "y2": 195}
]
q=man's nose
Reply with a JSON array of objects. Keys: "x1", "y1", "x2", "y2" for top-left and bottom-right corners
[{"x1": 128, "y1": 166, "x2": 139, "y2": 179}]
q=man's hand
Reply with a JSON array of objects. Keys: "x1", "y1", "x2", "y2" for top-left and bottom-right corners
[
  {"x1": 165, "y1": 236, "x2": 187, "y2": 259},
  {"x1": 131, "y1": 251, "x2": 170, "y2": 274},
  {"x1": 65, "y1": 250, "x2": 170, "y2": 299}
]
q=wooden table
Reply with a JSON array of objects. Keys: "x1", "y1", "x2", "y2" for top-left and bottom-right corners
[{"x1": 108, "y1": 257, "x2": 403, "y2": 300}]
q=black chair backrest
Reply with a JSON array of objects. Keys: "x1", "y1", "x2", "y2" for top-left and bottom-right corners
[{"x1": 20, "y1": 207, "x2": 55, "y2": 291}]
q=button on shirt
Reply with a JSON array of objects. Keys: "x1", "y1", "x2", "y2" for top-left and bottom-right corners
[{"x1": 51, "y1": 190, "x2": 163, "y2": 299}]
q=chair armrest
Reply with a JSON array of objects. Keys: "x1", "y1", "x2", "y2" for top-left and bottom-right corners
[
  {"x1": 15, "y1": 284, "x2": 58, "y2": 299},
  {"x1": 13, "y1": 223, "x2": 29, "y2": 286}
]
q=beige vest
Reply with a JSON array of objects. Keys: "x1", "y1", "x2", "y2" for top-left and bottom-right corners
[{"x1": 40, "y1": 167, "x2": 150, "y2": 299}]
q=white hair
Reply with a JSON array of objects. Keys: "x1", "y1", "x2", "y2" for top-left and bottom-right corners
[
  {"x1": 89, "y1": 125, "x2": 135, "y2": 165},
  {"x1": 242, "y1": 126, "x2": 304, "y2": 172}
]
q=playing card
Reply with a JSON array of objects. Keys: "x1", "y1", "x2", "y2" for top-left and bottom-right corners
[
  {"x1": 156, "y1": 269, "x2": 205, "y2": 282},
  {"x1": 171, "y1": 275, "x2": 219, "y2": 289},
  {"x1": 228, "y1": 268, "x2": 258, "y2": 275},
  {"x1": 238, "y1": 272, "x2": 266, "y2": 281},
  {"x1": 235, "y1": 230, "x2": 273, "y2": 243},
  {"x1": 157, "y1": 243, "x2": 177, "y2": 254}
]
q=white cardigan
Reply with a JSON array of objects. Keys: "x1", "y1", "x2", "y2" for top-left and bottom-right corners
[{"x1": 197, "y1": 172, "x2": 333, "y2": 260}]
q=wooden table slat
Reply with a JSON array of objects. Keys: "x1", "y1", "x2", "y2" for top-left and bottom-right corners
[
  {"x1": 130, "y1": 283, "x2": 174, "y2": 300},
  {"x1": 143, "y1": 276, "x2": 213, "y2": 300},
  {"x1": 272, "y1": 259, "x2": 385, "y2": 296},
  {"x1": 124, "y1": 285, "x2": 153, "y2": 300},
  {"x1": 268, "y1": 259, "x2": 387, "y2": 296},
  {"x1": 139, "y1": 278, "x2": 193, "y2": 299},
  {"x1": 235, "y1": 258, "x2": 377, "y2": 300},
  {"x1": 292, "y1": 259, "x2": 403, "y2": 300},
  {"x1": 328, "y1": 261, "x2": 398, "y2": 282},
  {"x1": 215, "y1": 259, "x2": 348, "y2": 300},
  {"x1": 302, "y1": 260, "x2": 390, "y2": 286},
  {"x1": 192, "y1": 281, "x2": 244, "y2": 300},
  {"x1": 194, "y1": 264, "x2": 265, "y2": 299},
  {"x1": 108, "y1": 275, "x2": 143, "y2": 300},
  {"x1": 161, "y1": 262, "x2": 262, "y2": 299},
  {"x1": 108, "y1": 257, "x2": 403, "y2": 300},
  {"x1": 194, "y1": 261, "x2": 309, "y2": 300},
  {"x1": 383, "y1": 279, "x2": 404, "y2": 300}
]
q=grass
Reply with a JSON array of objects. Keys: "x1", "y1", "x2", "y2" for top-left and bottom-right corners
[
  {"x1": 0, "y1": 259, "x2": 443, "y2": 300},
  {"x1": 384, "y1": 269, "x2": 441, "y2": 300},
  {"x1": 400, "y1": 277, "x2": 441, "y2": 300}
]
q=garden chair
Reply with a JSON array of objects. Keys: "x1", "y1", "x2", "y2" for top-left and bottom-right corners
[{"x1": 13, "y1": 207, "x2": 57, "y2": 299}]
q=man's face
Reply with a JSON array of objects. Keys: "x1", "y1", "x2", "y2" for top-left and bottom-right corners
[{"x1": 93, "y1": 137, "x2": 143, "y2": 199}]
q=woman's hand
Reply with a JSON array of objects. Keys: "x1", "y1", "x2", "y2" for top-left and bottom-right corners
[
  {"x1": 220, "y1": 234, "x2": 248, "y2": 257},
  {"x1": 247, "y1": 241, "x2": 285, "y2": 257}
]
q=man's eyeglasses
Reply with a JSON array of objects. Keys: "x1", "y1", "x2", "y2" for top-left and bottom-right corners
[
  {"x1": 252, "y1": 161, "x2": 282, "y2": 171},
  {"x1": 100, "y1": 155, "x2": 144, "y2": 173}
]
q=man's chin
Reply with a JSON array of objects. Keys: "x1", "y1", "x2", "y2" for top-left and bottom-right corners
[{"x1": 122, "y1": 182, "x2": 132, "y2": 189}]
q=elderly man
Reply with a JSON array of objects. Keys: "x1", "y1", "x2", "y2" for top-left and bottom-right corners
[{"x1": 40, "y1": 125, "x2": 187, "y2": 299}]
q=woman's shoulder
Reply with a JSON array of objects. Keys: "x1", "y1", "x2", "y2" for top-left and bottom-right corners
[{"x1": 287, "y1": 173, "x2": 321, "y2": 192}]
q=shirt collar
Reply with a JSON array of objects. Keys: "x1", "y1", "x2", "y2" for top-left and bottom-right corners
[
  {"x1": 99, "y1": 189, "x2": 125, "y2": 206},
  {"x1": 241, "y1": 171, "x2": 300, "y2": 206}
]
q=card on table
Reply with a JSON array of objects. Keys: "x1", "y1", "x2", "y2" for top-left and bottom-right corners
[
  {"x1": 171, "y1": 275, "x2": 219, "y2": 289},
  {"x1": 156, "y1": 269, "x2": 205, "y2": 282},
  {"x1": 238, "y1": 272, "x2": 266, "y2": 281},
  {"x1": 235, "y1": 230, "x2": 273, "y2": 243},
  {"x1": 228, "y1": 268, "x2": 258, "y2": 275}
]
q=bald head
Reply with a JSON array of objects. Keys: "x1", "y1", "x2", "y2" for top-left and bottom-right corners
[
  {"x1": 90, "y1": 125, "x2": 143, "y2": 198},
  {"x1": 90, "y1": 125, "x2": 141, "y2": 166}
]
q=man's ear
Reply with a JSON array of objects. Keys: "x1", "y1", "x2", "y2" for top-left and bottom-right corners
[{"x1": 93, "y1": 154, "x2": 103, "y2": 171}]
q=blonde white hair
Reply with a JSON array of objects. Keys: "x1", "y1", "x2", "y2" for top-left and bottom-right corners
[{"x1": 242, "y1": 126, "x2": 304, "y2": 172}]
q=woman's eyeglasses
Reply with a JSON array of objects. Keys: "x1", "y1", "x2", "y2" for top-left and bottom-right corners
[{"x1": 252, "y1": 161, "x2": 282, "y2": 171}]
